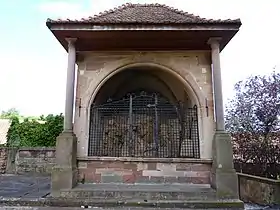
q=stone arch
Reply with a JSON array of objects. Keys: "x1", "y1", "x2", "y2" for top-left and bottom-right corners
[
  {"x1": 81, "y1": 62, "x2": 209, "y2": 158},
  {"x1": 87, "y1": 62, "x2": 206, "y2": 109},
  {"x1": 93, "y1": 69, "x2": 178, "y2": 106}
]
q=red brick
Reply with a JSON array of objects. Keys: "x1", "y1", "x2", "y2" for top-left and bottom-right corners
[
  {"x1": 83, "y1": 171, "x2": 101, "y2": 183},
  {"x1": 123, "y1": 162, "x2": 137, "y2": 170},
  {"x1": 85, "y1": 172, "x2": 94, "y2": 181},
  {"x1": 123, "y1": 174, "x2": 136, "y2": 183},
  {"x1": 87, "y1": 161, "x2": 103, "y2": 169},
  {"x1": 92, "y1": 173, "x2": 101, "y2": 183},
  {"x1": 133, "y1": 170, "x2": 143, "y2": 177}
]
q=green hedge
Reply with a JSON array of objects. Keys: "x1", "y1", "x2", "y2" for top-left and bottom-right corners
[{"x1": 6, "y1": 114, "x2": 63, "y2": 147}]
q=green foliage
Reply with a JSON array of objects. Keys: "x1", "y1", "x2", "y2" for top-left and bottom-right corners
[
  {"x1": 6, "y1": 114, "x2": 63, "y2": 147},
  {"x1": 1, "y1": 108, "x2": 41, "y2": 122},
  {"x1": 0, "y1": 108, "x2": 20, "y2": 119},
  {"x1": 6, "y1": 117, "x2": 20, "y2": 147}
]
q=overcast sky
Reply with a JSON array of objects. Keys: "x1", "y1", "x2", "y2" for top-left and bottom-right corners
[{"x1": 0, "y1": 0, "x2": 280, "y2": 116}]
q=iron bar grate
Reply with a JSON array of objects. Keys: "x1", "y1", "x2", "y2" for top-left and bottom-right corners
[{"x1": 88, "y1": 91, "x2": 200, "y2": 158}]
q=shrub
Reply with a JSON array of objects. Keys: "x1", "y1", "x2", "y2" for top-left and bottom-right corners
[{"x1": 6, "y1": 114, "x2": 63, "y2": 147}]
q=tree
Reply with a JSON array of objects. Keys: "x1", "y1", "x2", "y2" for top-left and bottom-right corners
[
  {"x1": 0, "y1": 108, "x2": 20, "y2": 119},
  {"x1": 6, "y1": 117, "x2": 20, "y2": 147},
  {"x1": 225, "y1": 71, "x2": 280, "y2": 179},
  {"x1": 226, "y1": 72, "x2": 280, "y2": 134}
]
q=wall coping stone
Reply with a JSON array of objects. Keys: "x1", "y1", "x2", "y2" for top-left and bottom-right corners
[
  {"x1": 17, "y1": 147, "x2": 56, "y2": 151},
  {"x1": 77, "y1": 156, "x2": 213, "y2": 163},
  {"x1": 237, "y1": 172, "x2": 280, "y2": 185}
]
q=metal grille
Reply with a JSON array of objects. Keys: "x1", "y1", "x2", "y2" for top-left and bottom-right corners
[{"x1": 88, "y1": 91, "x2": 200, "y2": 158}]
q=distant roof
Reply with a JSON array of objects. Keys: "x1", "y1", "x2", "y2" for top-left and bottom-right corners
[
  {"x1": 0, "y1": 119, "x2": 11, "y2": 145},
  {"x1": 47, "y1": 3, "x2": 241, "y2": 25}
]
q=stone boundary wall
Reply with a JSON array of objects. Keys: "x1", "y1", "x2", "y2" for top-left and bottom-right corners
[
  {"x1": 2, "y1": 147, "x2": 212, "y2": 182},
  {"x1": 0, "y1": 147, "x2": 55, "y2": 175},
  {"x1": 77, "y1": 157, "x2": 212, "y2": 184},
  {"x1": 237, "y1": 172, "x2": 280, "y2": 205},
  {"x1": 0, "y1": 147, "x2": 7, "y2": 173},
  {"x1": 15, "y1": 147, "x2": 55, "y2": 174}
]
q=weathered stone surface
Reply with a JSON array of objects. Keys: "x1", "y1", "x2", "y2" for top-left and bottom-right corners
[
  {"x1": 73, "y1": 51, "x2": 215, "y2": 159},
  {"x1": 0, "y1": 148, "x2": 7, "y2": 174},
  {"x1": 3, "y1": 174, "x2": 280, "y2": 209},
  {"x1": 238, "y1": 173, "x2": 280, "y2": 205},
  {"x1": 51, "y1": 132, "x2": 78, "y2": 196},
  {"x1": 16, "y1": 148, "x2": 55, "y2": 175},
  {"x1": 211, "y1": 131, "x2": 239, "y2": 199},
  {"x1": 77, "y1": 158, "x2": 212, "y2": 184}
]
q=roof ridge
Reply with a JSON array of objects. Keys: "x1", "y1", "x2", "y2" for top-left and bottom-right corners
[
  {"x1": 86, "y1": 3, "x2": 237, "y2": 23},
  {"x1": 88, "y1": 3, "x2": 205, "y2": 21},
  {"x1": 46, "y1": 3, "x2": 241, "y2": 25}
]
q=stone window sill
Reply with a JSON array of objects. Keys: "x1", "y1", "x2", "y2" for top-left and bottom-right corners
[{"x1": 77, "y1": 156, "x2": 213, "y2": 163}]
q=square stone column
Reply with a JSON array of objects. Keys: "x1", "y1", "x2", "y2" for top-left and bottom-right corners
[
  {"x1": 51, "y1": 131, "x2": 78, "y2": 196},
  {"x1": 208, "y1": 38, "x2": 239, "y2": 199},
  {"x1": 51, "y1": 38, "x2": 78, "y2": 197}
]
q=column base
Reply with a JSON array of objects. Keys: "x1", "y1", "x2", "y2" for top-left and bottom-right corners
[
  {"x1": 211, "y1": 131, "x2": 239, "y2": 199},
  {"x1": 51, "y1": 131, "x2": 78, "y2": 197},
  {"x1": 51, "y1": 167, "x2": 78, "y2": 197}
]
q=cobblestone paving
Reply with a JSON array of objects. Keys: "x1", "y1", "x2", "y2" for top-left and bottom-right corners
[{"x1": 0, "y1": 174, "x2": 279, "y2": 209}]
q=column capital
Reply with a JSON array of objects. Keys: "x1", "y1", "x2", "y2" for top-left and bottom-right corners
[
  {"x1": 207, "y1": 37, "x2": 222, "y2": 49},
  {"x1": 65, "y1": 38, "x2": 77, "y2": 44}
]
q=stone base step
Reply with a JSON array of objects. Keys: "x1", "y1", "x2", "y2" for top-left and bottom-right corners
[
  {"x1": 38, "y1": 183, "x2": 244, "y2": 209},
  {"x1": 59, "y1": 183, "x2": 217, "y2": 200},
  {"x1": 0, "y1": 197, "x2": 244, "y2": 209},
  {"x1": 58, "y1": 183, "x2": 240, "y2": 200}
]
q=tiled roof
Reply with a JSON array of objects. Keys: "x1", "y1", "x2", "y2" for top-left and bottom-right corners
[
  {"x1": 47, "y1": 3, "x2": 241, "y2": 25},
  {"x1": 0, "y1": 119, "x2": 11, "y2": 145}
]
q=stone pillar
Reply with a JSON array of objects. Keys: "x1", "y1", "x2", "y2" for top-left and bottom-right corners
[
  {"x1": 208, "y1": 38, "x2": 239, "y2": 199},
  {"x1": 208, "y1": 38, "x2": 225, "y2": 131},
  {"x1": 64, "y1": 38, "x2": 77, "y2": 131},
  {"x1": 51, "y1": 38, "x2": 78, "y2": 197}
]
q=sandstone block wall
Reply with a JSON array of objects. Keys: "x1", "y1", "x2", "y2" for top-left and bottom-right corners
[
  {"x1": 15, "y1": 147, "x2": 55, "y2": 174},
  {"x1": 0, "y1": 147, "x2": 7, "y2": 174},
  {"x1": 238, "y1": 173, "x2": 280, "y2": 205},
  {"x1": 74, "y1": 51, "x2": 215, "y2": 159},
  {"x1": 78, "y1": 158, "x2": 212, "y2": 184}
]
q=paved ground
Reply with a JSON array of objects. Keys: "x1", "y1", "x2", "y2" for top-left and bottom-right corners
[
  {"x1": 0, "y1": 174, "x2": 50, "y2": 198},
  {"x1": 0, "y1": 208, "x2": 248, "y2": 210},
  {"x1": 0, "y1": 207, "x2": 279, "y2": 210},
  {"x1": 0, "y1": 174, "x2": 279, "y2": 209}
]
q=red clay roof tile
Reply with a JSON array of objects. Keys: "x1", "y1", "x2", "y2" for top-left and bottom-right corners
[{"x1": 47, "y1": 3, "x2": 241, "y2": 25}]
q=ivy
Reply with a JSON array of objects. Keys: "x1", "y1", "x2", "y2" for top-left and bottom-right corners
[{"x1": 6, "y1": 114, "x2": 63, "y2": 147}]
